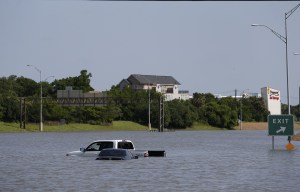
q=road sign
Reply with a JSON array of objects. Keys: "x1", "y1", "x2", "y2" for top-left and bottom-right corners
[{"x1": 268, "y1": 115, "x2": 294, "y2": 136}]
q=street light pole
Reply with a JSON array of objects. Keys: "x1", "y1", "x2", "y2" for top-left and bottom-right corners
[
  {"x1": 45, "y1": 75, "x2": 55, "y2": 82},
  {"x1": 252, "y1": 3, "x2": 300, "y2": 144},
  {"x1": 285, "y1": 3, "x2": 300, "y2": 114},
  {"x1": 148, "y1": 83, "x2": 151, "y2": 131},
  {"x1": 251, "y1": 3, "x2": 300, "y2": 115},
  {"x1": 295, "y1": 53, "x2": 300, "y2": 116},
  {"x1": 27, "y1": 65, "x2": 43, "y2": 132},
  {"x1": 240, "y1": 98, "x2": 242, "y2": 131}
]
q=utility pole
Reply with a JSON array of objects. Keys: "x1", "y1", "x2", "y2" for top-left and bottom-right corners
[
  {"x1": 235, "y1": 89, "x2": 237, "y2": 99},
  {"x1": 148, "y1": 83, "x2": 151, "y2": 131}
]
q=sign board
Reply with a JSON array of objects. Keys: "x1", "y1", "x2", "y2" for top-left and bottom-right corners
[{"x1": 268, "y1": 115, "x2": 294, "y2": 136}]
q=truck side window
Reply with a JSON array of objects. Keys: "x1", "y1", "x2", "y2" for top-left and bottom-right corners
[
  {"x1": 99, "y1": 142, "x2": 113, "y2": 150},
  {"x1": 118, "y1": 142, "x2": 134, "y2": 149}
]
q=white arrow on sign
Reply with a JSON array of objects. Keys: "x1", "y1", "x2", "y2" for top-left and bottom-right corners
[{"x1": 276, "y1": 126, "x2": 286, "y2": 134}]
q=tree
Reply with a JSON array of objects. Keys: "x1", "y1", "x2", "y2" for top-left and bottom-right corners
[
  {"x1": 43, "y1": 99, "x2": 67, "y2": 121},
  {"x1": 163, "y1": 99, "x2": 197, "y2": 129},
  {"x1": 203, "y1": 102, "x2": 233, "y2": 128},
  {"x1": 0, "y1": 93, "x2": 20, "y2": 122},
  {"x1": 108, "y1": 85, "x2": 164, "y2": 126},
  {"x1": 0, "y1": 76, "x2": 21, "y2": 122},
  {"x1": 190, "y1": 93, "x2": 239, "y2": 129},
  {"x1": 52, "y1": 70, "x2": 93, "y2": 92},
  {"x1": 191, "y1": 93, "x2": 218, "y2": 123},
  {"x1": 76, "y1": 70, "x2": 93, "y2": 92},
  {"x1": 241, "y1": 97, "x2": 268, "y2": 122},
  {"x1": 15, "y1": 76, "x2": 39, "y2": 97}
]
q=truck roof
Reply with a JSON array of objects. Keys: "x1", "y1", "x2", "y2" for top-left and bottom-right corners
[
  {"x1": 90, "y1": 140, "x2": 135, "y2": 150},
  {"x1": 92, "y1": 139, "x2": 133, "y2": 143}
]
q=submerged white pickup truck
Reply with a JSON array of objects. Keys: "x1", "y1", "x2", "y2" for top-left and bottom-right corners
[{"x1": 66, "y1": 139, "x2": 165, "y2": 157}]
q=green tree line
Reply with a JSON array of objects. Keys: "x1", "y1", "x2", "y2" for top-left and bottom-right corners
[{"x1": 1, "y1": 70, "x2": 298, "y2": 129}]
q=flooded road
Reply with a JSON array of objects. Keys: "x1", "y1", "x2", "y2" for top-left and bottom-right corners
[{"x1": 1, "y1": 130, "x2": 299, "y2": 192}]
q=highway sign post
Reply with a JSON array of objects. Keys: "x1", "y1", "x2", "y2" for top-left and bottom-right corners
[{"x1": 268, "y1": 115, "x2": 294, "y2": 149}]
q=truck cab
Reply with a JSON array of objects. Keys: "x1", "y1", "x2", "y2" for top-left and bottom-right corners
[
  {"x1": 66, "y1": 140, "x2": 135, "y2": 157},
  {"x1": 66, "y1": 139, "x2": 165, "y2": 157}
]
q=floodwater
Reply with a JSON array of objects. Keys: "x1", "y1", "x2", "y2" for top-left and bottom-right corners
[{"x1": 1, "y1": 130, "x2": 300, "y2": 192}]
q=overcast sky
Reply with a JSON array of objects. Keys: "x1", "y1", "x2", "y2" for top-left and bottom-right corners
[{"x1": 1, "y1": 0, "x2": 300, "y2": 105}]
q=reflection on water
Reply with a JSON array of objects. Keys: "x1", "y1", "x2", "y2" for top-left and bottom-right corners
[{"x1": 1, "y1": 131, "x2": 300, "y2": 192}]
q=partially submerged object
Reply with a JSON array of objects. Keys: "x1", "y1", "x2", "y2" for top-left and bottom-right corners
[
  {"x1": 292, "y1": 133, "x2": 300, "y2": 141},
  {"x1": 96, "y1": 148, "x2": 138, "y2": 160},
  {"x1": 66, "y1": 139, "x2": 166, "y2": 157}
]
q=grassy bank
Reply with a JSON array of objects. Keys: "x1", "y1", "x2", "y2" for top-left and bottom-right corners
[
  {"x1": 0, "y1": 121, "x2": 224, "y2": 132},
  {"x1": 6, "y1": 121, "x2": 300, "y2": 132},
  {"x1": 187, "y1": 122, "x2": 227, "y2": 131},
  {"x1": 0, "y1": 121, "x2": 149, "y2": 132}
]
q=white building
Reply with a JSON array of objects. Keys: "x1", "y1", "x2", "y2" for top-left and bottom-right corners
[
  {"x1": 214, "y1": 92, "x2": 261, "y2": 99},
  {"x1": 119, "y1": 74, "x2": 190, "y2": 101},
  {"x1": 261, "y1": 87, "x2": 281, "y2": 115}
]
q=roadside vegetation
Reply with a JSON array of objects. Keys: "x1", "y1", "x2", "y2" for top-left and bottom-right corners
[
  {"x1": 0, "y1": 121, "x2": 148, "y2": 132},
  {"x1": 0, "y1": 121, "x2": 223, "y2": 132},
  {"x1": 2, "y1": 121, "x2": 298, "y2": 133},
  {"x1": 1, "y1": 70, "x2": 299, "y2": 132}
]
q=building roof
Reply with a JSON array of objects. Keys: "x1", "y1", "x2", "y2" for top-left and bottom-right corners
[{"x1": 128, "y1": 74, "x2": 181, "y2": 85}]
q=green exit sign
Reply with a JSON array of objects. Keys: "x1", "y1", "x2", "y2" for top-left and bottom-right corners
[{"x1": 268, "y1": 115, "x2": 294, "y2": 136}]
